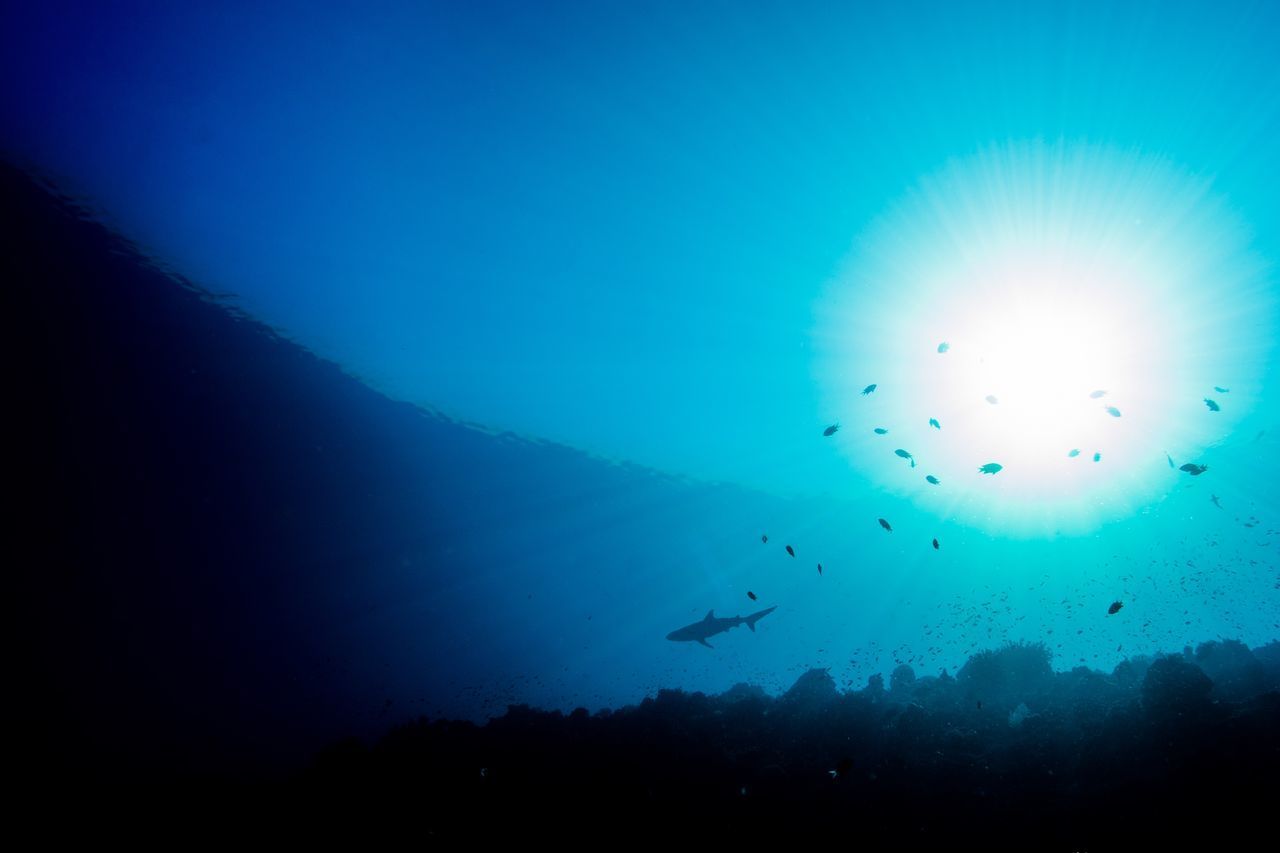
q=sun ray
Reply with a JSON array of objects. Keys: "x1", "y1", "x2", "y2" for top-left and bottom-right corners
[{"x1": 814, "y1": 141, "x2": 1275, "y2": 535}]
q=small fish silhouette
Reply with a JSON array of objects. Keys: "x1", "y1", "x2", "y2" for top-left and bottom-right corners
[
  {"x1": 823, "y1": 422, "x2": 841, "y2": 436},
  {"x1": 1179, "y1": 463, "x2": 1208, "y2": 476},
  {"x1": 785, "y1": 545, "x2": 795, "y2": 557},
  {"x1": 1165, "y1": 452, "x2": 1175, "y2": 469},
  {"x1": 894, "y1": 449, "x2": 916, "y2": 468},
  {"x1": 1068, "y1": 449, "x2": 1081, "y2": 457},
  {"x1": 747, "y1": 591, "x2": 757, "y2": 601},
  {"x1": 1107, "y1": 601, "x2": 1123, "y2": 615},
  {"x1": 937, "y1": 342, "x2": 950, "y2": 353},
  {"x1": 1089, "y1": 390, "x2": 1107, "y2": 399},
  {"x1": 932, "y1": 538, "x2": 939, "y2": 550},
  {"x1": 929, "y1": 418, "x2": 940, "y2": 430},
  {"x1": 1104, "y1": 406, "x2": 1121, "y2": 418},
  {"x1": 817, "y1": 563, "x2": 823, "y2": 576},
  {"x1": 861, "y1": 384, "x2": 877, "y2": 395},
  {"x1": 1204, "y1": 399, "x2": 1220, "y2": 412},
  {"x1": 878, "y1": 518, "x2": 892, "y2": 532},
  {"x1": 925, "y1": 475, "x2": 940, "y2": 485},
  {"x1": 1214, "y1": 386, "x2": 1229, "y2": 393},
  {"x1": 985, "y1": 395, "x2": 999, "y2": 405},
  {"x1": 1093, "y1": 452, "x2": 1102, "y2": 462},
  {"x1": 978, "y1": 462, "x2": 1002, "y2": 475},
  {"x1": 761, "y1": 534, "x2": 768, "y2": 544},
  {"x1": 873, "y1": 427, "x2": 888, "y2": 435}
]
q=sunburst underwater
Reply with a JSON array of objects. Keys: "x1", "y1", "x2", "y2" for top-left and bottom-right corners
[{"x1": 814, "y1": 141, "x2": 1274, "y2": 535}]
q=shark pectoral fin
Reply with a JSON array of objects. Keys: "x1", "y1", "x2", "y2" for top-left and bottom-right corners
[
  {"x1": 698, "y1": 638, "x2": 713, "y2": 648},
  {"x1": 747, "y1": 621, "x2": 756, "y2": 632}
]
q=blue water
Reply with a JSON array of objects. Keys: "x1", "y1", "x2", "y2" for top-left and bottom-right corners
[{"x1": 3, "y1": 1, "x2": 1278, "y2": 748}]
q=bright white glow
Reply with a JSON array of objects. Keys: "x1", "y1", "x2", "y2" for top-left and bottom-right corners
[{"x1": 814, "y1": 142, "x2": 1274, "y2": 534}]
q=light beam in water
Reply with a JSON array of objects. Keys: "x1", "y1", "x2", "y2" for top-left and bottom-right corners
[{"x1": 814, "y1": 141, "x2": 1275, "y2": 535}]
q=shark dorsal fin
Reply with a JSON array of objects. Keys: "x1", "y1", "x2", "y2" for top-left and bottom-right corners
[{"x1": 705, "y1": 609, "x2": 715, "y2": 621}]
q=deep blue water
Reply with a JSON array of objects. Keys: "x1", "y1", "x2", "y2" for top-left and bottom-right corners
[{"x1": 3, "y1": 3, "x2": 1279, "y2": 838}]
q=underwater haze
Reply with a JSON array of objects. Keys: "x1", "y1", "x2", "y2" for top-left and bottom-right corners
[{"x1": 4, "y1": 0, "x2": 1279, "y2": 843}]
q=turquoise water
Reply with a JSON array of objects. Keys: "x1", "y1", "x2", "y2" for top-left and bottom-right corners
[{"x1": 3, "y1": 1, "x2": 1277, "y2": 728}]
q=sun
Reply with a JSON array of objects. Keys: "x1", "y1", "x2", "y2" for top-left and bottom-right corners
[
  {"x1": 813, "y1": 141, "x2": 1272, "y2": 534},
  {"x1": 918, "y1": 251, "x2": 1155, "y2": 476}
]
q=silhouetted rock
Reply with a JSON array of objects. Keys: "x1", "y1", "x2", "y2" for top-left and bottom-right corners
[
  {"x1": 889, "y1": 663, "x2": 916, "y2": 696},
  {"x1": 1113, "y1": 654, "x2": 1154, "y2": 690},
  {"x1": 1142, "y1": 656, "x2": 1213, "y2": 723},
  {"x1": 782, "y1": 668, "x2": 839, "y2": 709},
  {"x1": 1194, "y1": 640, "x2": 1266, "y2": 702},
  {"x1": 957, "y1": 641, "x2": 1054, "y2": 709},
  {"x1": 285, "y1": 639, "x2": 1280, "y2": 845},
  {"x1": 722, "y1": 682, "x2": 770, "y2": 705},
  {"x1": 1253, "y1": 640, "x2": 1280, "y2": 691}
]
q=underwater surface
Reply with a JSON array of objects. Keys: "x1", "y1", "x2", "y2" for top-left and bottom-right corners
[{"x1": 4, "y1": 1, "x2": 1279, "y2": 844}]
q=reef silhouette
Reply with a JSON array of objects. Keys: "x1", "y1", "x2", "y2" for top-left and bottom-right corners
[{"x1": 300, "y1": 640, "x2": 1280, "y2": 845}]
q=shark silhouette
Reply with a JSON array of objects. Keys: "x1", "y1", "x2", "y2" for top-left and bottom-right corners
[{"x1": 666, "y1": 606, "x2": 777, "y2": 648}]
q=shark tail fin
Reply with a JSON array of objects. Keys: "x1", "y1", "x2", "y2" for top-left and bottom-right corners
[{"x1": 745, "y1": 605, "x2": 777, "y2": 632}]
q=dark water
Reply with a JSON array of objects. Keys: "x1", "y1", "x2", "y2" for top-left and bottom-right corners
[{"x1": 7, "y1": 162, "x2": 1279, "y2": 844}]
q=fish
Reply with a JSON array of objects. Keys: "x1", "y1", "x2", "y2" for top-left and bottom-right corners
[
  {"x1": 817, "y1": 563, "x2": 823, "y2": 576},
  {"x1": 937, "y1": 342, "x2": 950, "y2": 353},
  {"x1": 761, "y1": 534, "x2": 768, "y2": 544},
  {"x1": 666, "y1": 606, "x2": 777, "y2": 648},
  {"x1": 1104, "y1": 406, "x2": 1121, "y2": 417},
  {"x1": 985, "y1": 395, "x2": 999, "y2": 405},
  {"x1": 1165, "y1": 452, "x2": 1175, "y2": 469},
  {"x1": 747, "y1": 591, "x2": 758, "y2": 601},
  {"x1": 1089, "y1": 390, "x2": 1107, "y2": 399},
  {"x1": 925, "y1": 475, "x2": 940, "y2": 485},
  {"x1": 932, "y1": 538, "x2": 939, "y2": 550},
  {"x1": 1214, "y1": 386, "x2": 1229, "y2": 393},
  {"x1": 1068, "y1": 449, "x2": 1081, "y2": 457},
  {"x1": 823, "y1": 422, "x2": 841, "y2": 436},
  {"x1": 1210, "y1": 495, "x2": 1222, "y2": 509},
  {"x1": 1179, "y1": 463, "x2": 1208, "y2": 476},
  {"x1": 873, "y1": 427, "x2": 888, "y2": 435},
  {"x1": 978, "y1": 462, "x2": 1002, "y2": 475},
  {"x1": 1107, "y1": 601, "x2": 1123, "y2": 615},
  {"x1": 1093, "y1": 452, "x2": 1101, "y2": 462},
  {"x1": 894, "y1": 449, "x2": 916, "y2": 468},
  {"x1": 785, "y1": 545, "x2": 795, "y2": 557},
  {"x1": 1204, "y1": 398, "x2": 1220, "y2": 412},
  {"x1": 878, "y1": 518, "x2": 892, "y2": 532},
  {"x1": 861, "y1": 384, "x2": 877, "y2": 395},
  {"x1": 929, "y1": 418, "x2": 941, "y2": 430}
]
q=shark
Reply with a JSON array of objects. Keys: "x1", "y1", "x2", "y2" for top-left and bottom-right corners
[{"x1": 665, "y1": 606, "x2": 777, "y2": 648}]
